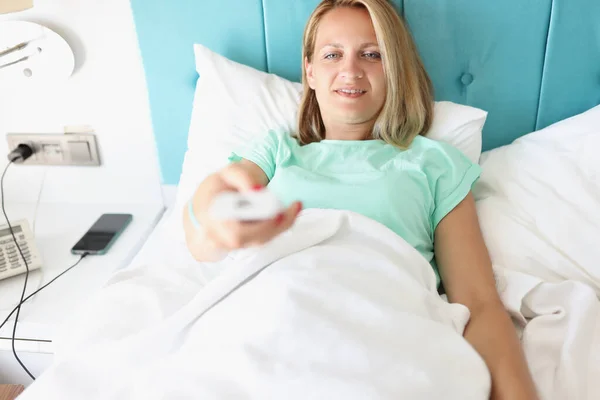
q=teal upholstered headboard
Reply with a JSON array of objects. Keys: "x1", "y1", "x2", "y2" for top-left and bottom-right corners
[{"x1": 130, "y1": 0, "x2": 600, "y2": 184}]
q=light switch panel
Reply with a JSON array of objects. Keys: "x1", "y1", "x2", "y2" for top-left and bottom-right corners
[{"x1": 6, "y1": 133, "x2": 101, "y2": 166}]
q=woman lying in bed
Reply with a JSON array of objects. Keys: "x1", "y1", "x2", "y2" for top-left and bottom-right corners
[{"x1": 184, "y1": 0, "x2": 538, "y2": 399}]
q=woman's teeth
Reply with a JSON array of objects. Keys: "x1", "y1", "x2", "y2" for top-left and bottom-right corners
[{"x1": 337, "y1": 89, "x2": 365, "y2": 94}]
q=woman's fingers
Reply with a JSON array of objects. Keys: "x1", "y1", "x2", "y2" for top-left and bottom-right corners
[
  {"x1": 271, "y1": 201, "x2": 303, "y2": 235},
  {"x1": 242, "y1": 201, "x2": 303, "y2": 246},
  {"x1": 207, "y1": 201, "x2": 303, "y2": 250}
]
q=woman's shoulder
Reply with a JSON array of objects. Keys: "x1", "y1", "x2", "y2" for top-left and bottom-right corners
[
  {"x1": 410, "y1": 134, "x2": 457, "y2": 152},
  {"x1": 238, "y1": 130, "x2": 299, "y2": 153},
  {"x1": 261, "y1": 129, "x2": 300, "y2": 146},
  {"x1": 401, "y1": 135, "x2": 480, "y2": 180},
  {"x1": 407, "y1": 135, "x2": 473, "y2": 165}
]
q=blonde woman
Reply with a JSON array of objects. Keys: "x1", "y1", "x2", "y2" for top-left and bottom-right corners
[{"x1": 184, "y1": 0, "x2": 538, "y2": 398}]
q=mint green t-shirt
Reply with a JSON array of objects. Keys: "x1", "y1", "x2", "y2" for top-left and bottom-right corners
[{"x1": 229, "y1": 130, "x2": 481, "y2": 285}]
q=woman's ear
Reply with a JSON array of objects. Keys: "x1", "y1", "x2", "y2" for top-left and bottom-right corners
[{"x1": 305, "y1": 57, "x2": 316, "y2": 90}]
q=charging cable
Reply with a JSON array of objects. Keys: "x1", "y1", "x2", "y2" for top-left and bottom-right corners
[
  {"x1": 7, "y1": 143, "x2": 45, "y2": 233},
  {"x1": 0, "y1": 252, "x2": 89, "y2": 333},
  {"x1": 0, "y1": 144, "x2": 89, "y2": 381},
  {"x1": 1, "y1": 159, "x2": 35, "y2": 379}
]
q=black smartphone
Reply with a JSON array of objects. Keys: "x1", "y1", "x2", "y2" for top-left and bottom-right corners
[{"x1": 71, "y1": 213, "x2": 133, "y2": 255}]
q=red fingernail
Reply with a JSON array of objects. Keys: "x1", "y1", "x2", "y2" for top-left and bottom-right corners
[
  {"x1": 275, "y1": 213, "x2": 285, "y2": 225},
  {"x1": 252, "y1": 185, "x2": 263, "y2": 191}
]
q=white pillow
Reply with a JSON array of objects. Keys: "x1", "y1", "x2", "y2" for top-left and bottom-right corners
[
  {"x1": 170, "y1": 44, "x2": 487, "y2": 237},
  {"x1": 474, "y1": 104, "x2": 600, "y2": 294}
]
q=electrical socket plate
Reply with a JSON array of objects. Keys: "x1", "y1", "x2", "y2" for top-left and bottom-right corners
[{"x1": 6, "y1": 133, "x2": 101, "y2": 166}]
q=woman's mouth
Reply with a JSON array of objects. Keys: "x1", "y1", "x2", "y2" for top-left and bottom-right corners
[{"x1": 335, "y1": 89, "x2": 367, "y2": 98}]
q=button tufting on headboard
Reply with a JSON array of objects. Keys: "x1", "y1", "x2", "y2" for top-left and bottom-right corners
[{"x1": 460, "y1": 73, "x2": 474, "y2": 86}]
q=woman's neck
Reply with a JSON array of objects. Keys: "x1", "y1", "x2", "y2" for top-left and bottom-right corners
[{"x1": 324, "y1": 120, "x2": 375, "y2": 141}]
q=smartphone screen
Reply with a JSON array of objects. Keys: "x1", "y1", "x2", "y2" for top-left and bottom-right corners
[{"x1": 71, "y1": 213, "x2": 133, "y2": 255}]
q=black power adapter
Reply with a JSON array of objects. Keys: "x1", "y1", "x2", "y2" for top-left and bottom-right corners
[{"x1": 7, "y1": 144, "x2": 35, "y2": 163}]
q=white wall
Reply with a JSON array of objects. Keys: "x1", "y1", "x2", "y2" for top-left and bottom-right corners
[{"x1": 0, "y1": 0, "x2": 164, "y2": 206}]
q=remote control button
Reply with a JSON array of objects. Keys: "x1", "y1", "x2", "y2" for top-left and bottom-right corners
[
  {"x1": 10, "y1": 264, "x2": 21, "y2": 269},
  {"x1": 6, "y1": 244, "x2": 15, "y2": 249}
]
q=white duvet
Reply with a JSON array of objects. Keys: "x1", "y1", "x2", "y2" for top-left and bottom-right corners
[{"x1": 19, "y1": 209, "x2": 600, "y2": 400}]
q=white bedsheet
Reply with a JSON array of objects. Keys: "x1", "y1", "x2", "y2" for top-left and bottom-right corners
[
  {"x1": 128, "y1": 206, "x2": 224, "y2": 286},
  {"x1": 17, "y1": 209, "x2": 600, "y2": 400}
]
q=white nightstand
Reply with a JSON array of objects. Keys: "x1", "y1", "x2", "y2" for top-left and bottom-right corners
[{"x1": 0, "y1": 201, "x2": 165, "y2": 385}]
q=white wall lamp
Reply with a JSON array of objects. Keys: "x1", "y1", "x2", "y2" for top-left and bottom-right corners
[{"x1": 0, "y1": 1, "x2": 75, "y2": 89}]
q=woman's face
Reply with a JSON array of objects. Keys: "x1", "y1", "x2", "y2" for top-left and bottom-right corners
[{"x1": 306, "y1": 7, "x2": 386, "y2": 132}]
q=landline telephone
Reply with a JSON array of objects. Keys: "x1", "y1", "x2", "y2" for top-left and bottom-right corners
[{"x1": 0, "y1": 219, "x2": 42, "y2": 281}]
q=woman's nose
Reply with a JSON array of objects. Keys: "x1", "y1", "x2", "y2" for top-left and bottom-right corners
[{"x1": 339, "y1": 56, "x2": 364, "y2": 80}]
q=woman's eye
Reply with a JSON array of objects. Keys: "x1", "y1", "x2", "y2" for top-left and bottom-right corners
[
  {"x1": 324, "y1": 53, "x2": 340, "y2": 60},
  {"x1": 363, "y1": 52, "x2": 381, "y2": 60}
]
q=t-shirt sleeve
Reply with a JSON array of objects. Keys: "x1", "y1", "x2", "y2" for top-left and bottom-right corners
[
  {"x1": 428, "y1": 142, "x2": 482, "y2": 232},
  {"x1": 227, "y1": 130, "x2": 281, "y2": 180}
]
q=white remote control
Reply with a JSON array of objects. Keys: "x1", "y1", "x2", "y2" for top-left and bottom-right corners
[{"x1": 209, "y1": 190, "x2": 285, "y2": 221}]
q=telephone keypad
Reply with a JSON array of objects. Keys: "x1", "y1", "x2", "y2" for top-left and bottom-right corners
[{"x1": 0, "y1": 219, "x2": 42, "y2": 281}]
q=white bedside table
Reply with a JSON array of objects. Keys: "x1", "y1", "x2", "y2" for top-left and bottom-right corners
[{"x1": 0, "y1": 201, "x2": 165, "y2": 385}]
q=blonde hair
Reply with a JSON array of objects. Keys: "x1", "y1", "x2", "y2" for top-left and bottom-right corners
[{"x1": 298, "y1": 0, "x2": 434, "y2": 147}]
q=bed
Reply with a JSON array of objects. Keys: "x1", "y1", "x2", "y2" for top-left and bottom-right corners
[{"x1": 18, "y1": 0, "x2": 600, "y2": 399}]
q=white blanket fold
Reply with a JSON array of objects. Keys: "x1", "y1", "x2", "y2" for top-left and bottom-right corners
[{"x1": 496, "y1": 268, "x2": 600, "y2": 400}]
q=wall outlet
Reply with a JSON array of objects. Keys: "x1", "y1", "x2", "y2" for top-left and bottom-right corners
[{"x1": 6, "y1": 133, "x2": 101, "y2": 166}]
